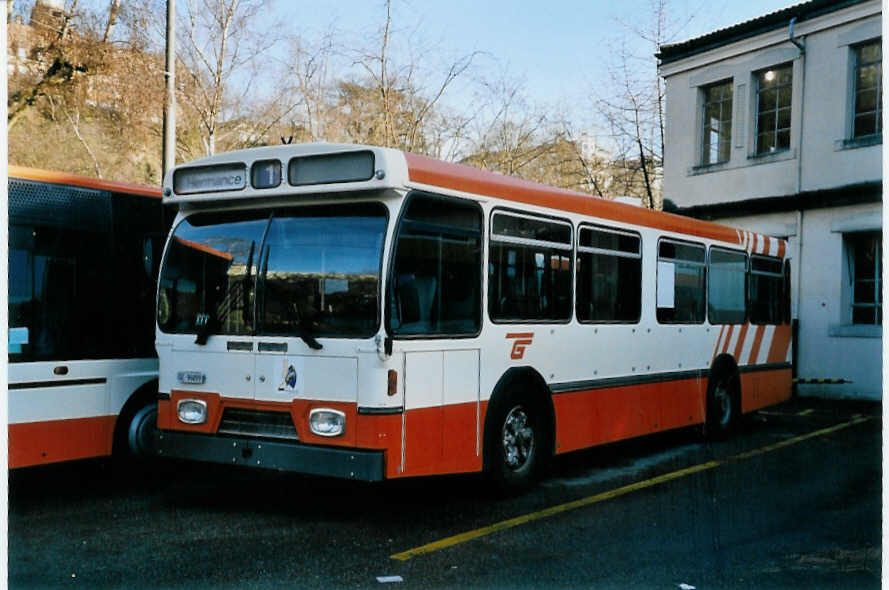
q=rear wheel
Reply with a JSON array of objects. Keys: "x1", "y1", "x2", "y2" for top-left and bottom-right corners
[
  {"x1": 485, "y1": 392, "x2": 547, "y2": 492},
  {"x1": 705, "y1": 374, "x2": 738, "y2": 439}
]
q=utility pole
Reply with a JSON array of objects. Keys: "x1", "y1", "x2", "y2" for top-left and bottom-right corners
[{"x1": 161, "y1": 0, "x2": 176, "y2": 181}]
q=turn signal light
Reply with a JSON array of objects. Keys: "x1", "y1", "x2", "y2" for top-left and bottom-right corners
[{"x1": 388, "y1": 370, "x2": 398, "y2": 396}]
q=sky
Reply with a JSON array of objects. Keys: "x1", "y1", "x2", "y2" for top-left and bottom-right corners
[{"x1": 256, "y1": 0, "x2": 801, "y2": 109}]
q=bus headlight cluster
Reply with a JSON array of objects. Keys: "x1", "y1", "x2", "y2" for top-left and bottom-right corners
[
  {"x1": 177, "y1": 399, "x2": 208, "y2": 425},
  {"x1": 309, "y1": 408, "x2": 346, "y2": 437}
]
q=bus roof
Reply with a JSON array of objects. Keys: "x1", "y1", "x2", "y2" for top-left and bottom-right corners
[
  {"x1": 163, "y1": 143, "x2": 786, "y2": 258},
  {"x1": 9, "y1": 165, "x2": 162, "y2": 198},
  {"x1": 405, "y1": 152, "x2": 786, "y2": 258}
]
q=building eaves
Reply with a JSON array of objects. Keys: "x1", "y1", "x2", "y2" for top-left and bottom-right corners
[
  {"x1": 677, "y1": 181, "x2": 882, "y2": 220},
  {"x1": 657, "y1": 0, "x2": 869, "y2": 65}
]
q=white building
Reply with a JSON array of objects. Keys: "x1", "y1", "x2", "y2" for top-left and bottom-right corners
[{"x1": 658, "y1": 0, "x2": 881, "y2": 400}]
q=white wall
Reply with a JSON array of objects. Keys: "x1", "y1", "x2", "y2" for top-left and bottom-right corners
[
  {"x1": 659, "y1": 2, "x2": 882, "y2": 400},
  {"x1": 720, "y1": 203, "x2": 882, "y2": 400},
  {"x1": 661, "y1": 2, "x2": 882, "y2": 206}
]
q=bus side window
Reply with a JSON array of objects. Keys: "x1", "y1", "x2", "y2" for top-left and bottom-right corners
[
  {"x1": 8, "y1": 224, "x2": 111, "y2": 361},
  {"x1": 708, "y1": 247, "x2": 747, "y2": 324},
  {"x1": 750, "y1": 255, "x2": 783, "y2": 324},
  {"x1": 656, "y1": 239, "x2": 706, "y2": 324},
  {"x1": 576, "y1": 225, "x2": 641, "y2": 323},
  {"x1": 489, "y1": 211, "x2": 573, "y2": 322},
  {"x1": 389, "y1": 194, "x2": 482, "y2": 336}
]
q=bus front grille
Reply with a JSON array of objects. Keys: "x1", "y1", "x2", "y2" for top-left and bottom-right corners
[{"x1": 217, "y1": 408, "x2": 299, "y2": 441}]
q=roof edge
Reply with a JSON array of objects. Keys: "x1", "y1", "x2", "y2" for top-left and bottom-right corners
[{"x1": 658, "y1": 0, "x2": 871, "y2": 66}]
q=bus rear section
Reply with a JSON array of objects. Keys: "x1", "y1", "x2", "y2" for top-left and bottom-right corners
[
  {"x1": 154, "y1": 143, "x2": 792, "y2": 487},
  {"x1": 8, "y1": 167, "x2": 168, "y2": 468}
]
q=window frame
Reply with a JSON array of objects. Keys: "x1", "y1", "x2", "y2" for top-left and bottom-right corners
[
  {"x1": 706, "y1": 246, "x2": 749, "y2": 325},
  {"x1": 847, "y1": 231, "x2": 882, "y2": 326},
  {"x1": 656, "y1": 237, "x2": 707, "y2": 325},
  {"x1": 851, "y1": 39, "x2": 882, "y2": 140},
  {"x1": 488, "y1": 207, "x2": 575, "y2": 325},
  {"x1": 753, "y1": 63, "x2": 793, "y2": 156},
  {"x1": 575, "y1": 223, "x2": 642, "y2": 325},
  {"x1": 749, "y1": 254, "x2": 784, "y2": 325},
  {"x1": 385, "y1": 190, "x2": 485, "y2": 340},
  {"x1": 700, "y1": 79, "x2": 734, "y2": 166}
]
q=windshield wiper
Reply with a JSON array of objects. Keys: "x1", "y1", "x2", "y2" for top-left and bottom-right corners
[
  {"x1": 296, "y1": 316, "x2": 323, "y2": 350},
  {"x1": 194, "y1": 312, "x2": 215, "y2": 345}
]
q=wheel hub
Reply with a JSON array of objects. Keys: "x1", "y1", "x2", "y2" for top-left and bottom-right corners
[{"x1": 501, "y1": 406, "x2": 535, "y2": 470}]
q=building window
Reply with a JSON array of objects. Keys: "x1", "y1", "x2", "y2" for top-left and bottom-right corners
[
  {"x1": 701, "y1": 80, "x2": 733, "y2": 165},
  {"x1": 755, "y1": 64, "x2": 792, "y2": 155},
  {"x1": 852, "y1": 41, "x2": 882, "y2": 138},
  {"x1": 847, "y1": 232, "x2": 882, "y2": 325}
]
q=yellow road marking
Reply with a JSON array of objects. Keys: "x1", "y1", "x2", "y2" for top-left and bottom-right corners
[
  {"x1": 390, "y1": 416, "x2": 871, "y2": 561},
  {"x1": 797, "y1": 409, "x2": 814, "y2": 416}
]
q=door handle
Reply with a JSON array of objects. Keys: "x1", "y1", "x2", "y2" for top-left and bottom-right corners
[{"x1": 53, "y1": 366, "x2": 69, "y2": 376}]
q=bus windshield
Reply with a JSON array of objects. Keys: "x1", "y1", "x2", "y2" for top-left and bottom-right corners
[{"x1": 157, "y1": 202, "x2": 387, "y2": 340}]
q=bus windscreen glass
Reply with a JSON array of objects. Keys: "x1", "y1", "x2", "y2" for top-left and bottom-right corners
[{"x1": 157, "y1": 203, "x2": 387, "y2": 339}]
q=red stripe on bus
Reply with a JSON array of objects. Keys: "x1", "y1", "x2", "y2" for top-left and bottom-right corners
[
  {"x1": 732, "y1": 324, "x2": 750, "y2": 360},
  {"x1": 9, "y1": 165, "x2": 162, "y2": 198},
  {"x1": 404, "y1": 152, "x2": 746, "y2": 246},
  {"x1": 777, "y1": 240, "x2": 786, "y2": 259},
  {"x1": 740, "y1": 367, "x2": 792, "y2": 413},
  {"x1": 766, "y1": 324, "x2": 793, "y2": 364},
  {"x1": 747, "y1": 325, "x2": 766, "y2": 365},
  {"x1": 552, "y1": 378, "x2": 707, "y2": 454},
  {"x1": 400, "y1": 401, "x2": 483, "y2": 477},
  {"x1": 721, "y1": 325, "x2": 735, "y2": 354},
  {"x1": 713, "y1": 326, "x2": 725, "y2": 359},
  {"x1": 9, "y1": 416, "x2": 116, "y2": 468}
]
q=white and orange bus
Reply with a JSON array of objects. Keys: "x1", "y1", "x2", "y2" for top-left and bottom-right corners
[
  {"x1": 8, "y1": 166, "x2": 169, "y2": 468},
  {"x1": 155, "y1": 143, "x2": 792, "y2": 488}
]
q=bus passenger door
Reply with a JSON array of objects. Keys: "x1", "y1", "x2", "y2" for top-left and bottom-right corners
[{"x1": 403, "y1": 349, "x2": 480, "y2": 476}]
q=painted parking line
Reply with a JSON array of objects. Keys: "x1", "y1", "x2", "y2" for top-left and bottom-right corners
[
  {"x1": 797, "y1": 409, "x2": 814, "y2": 416},
  {"x1": 390, "y1": 416, "x2": 872, "y2": 561}
]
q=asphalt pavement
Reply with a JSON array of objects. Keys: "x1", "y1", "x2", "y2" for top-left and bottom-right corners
[{"x1": 8, "y1": 397, "x2": 881, "y2": 589}]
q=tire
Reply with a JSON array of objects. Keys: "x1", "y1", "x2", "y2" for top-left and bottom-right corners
[
  {"x1": 484, "y1": 391, "x2": 547, "y2": 492},
  {"x1": 127, "y1": 403, "x2": 158, "y2": 457},
  {"x1": 705, "y1": 373, "x2": 738, "y2": 440}
]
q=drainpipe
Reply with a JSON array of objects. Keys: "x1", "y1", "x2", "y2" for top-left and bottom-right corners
[
  {"x1": 789, "y1": 17, "x2": 805, "y2": 195},
  {"x1": 789, "y1": 17, "x2": 806, "y2": 392}
]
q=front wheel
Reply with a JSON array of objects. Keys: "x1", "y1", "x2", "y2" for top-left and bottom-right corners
[
  {"x1": 485, "y1": 393, "x2": 546, "y2": 492},
  {"x1": 127, "y1": 403, "x2": 158, "y2": 456}
]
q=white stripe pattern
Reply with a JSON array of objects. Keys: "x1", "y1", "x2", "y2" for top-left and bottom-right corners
[{"x1": 757, "y1": 325, "x2": 776, "y2": 365}]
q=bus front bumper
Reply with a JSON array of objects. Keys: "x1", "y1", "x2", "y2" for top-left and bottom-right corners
[{"x1": 156, "y1": 430, "x2": 385, "y2": 481}]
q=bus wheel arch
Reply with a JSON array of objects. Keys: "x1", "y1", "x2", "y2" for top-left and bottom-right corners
[
  {"x1": 112, "y1": 379, "x2": 159, "y2": 457},
  {"x1": 704, "y1": 354, "x2": 741, "y2": 439},
  {"x1": 483, "y1": 367, "x2": 554, "y2": 491}
]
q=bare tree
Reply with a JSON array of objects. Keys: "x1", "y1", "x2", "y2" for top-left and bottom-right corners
[
  {"x1": 102, "y1": 0, "x2": 121, "y2": 43},
  {"x1": 596, "y1": 0, "x2": 691, "y2": 208},
  {"x1": 347, "y1": 0, "x2": 478, "y2": 153},
  {"x1": 177, "y1": 0, "x2": 277, "y2": 156}
]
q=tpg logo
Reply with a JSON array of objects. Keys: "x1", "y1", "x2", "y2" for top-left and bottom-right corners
[{"x1": 505, "y1": 332, "x2": 534, "y2": 360}]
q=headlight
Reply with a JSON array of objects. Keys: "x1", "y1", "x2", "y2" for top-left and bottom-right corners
[
  {"x1": 177, "y1": 399, "x2": 208, "y2": 424},
  {"x1": 309, "y1": 408, "x2": 346, "y2": 437}
]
